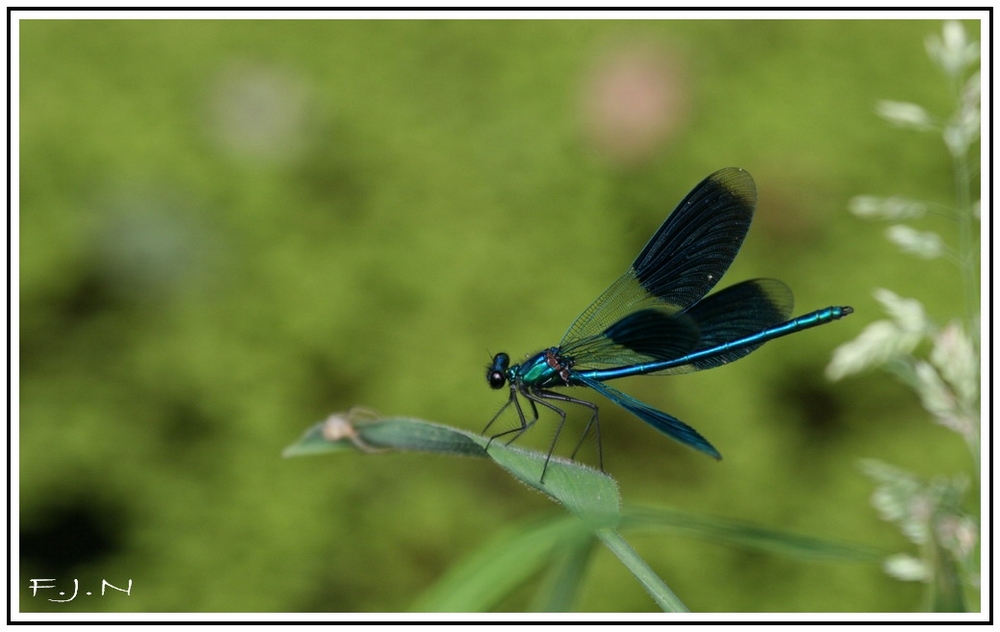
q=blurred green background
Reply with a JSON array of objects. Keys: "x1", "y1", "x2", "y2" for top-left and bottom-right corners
[{"x1": 18, "y1": 18, "x2": 978, "y2": 613}]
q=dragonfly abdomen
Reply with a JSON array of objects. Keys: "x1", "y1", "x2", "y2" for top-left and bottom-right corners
[{"x1": 580, "y1": 305, "x2": 854, "y2": 382}]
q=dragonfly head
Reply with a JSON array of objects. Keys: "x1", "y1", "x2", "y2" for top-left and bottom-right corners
[{"x1": 487, "y1": 352, "x2": 511, "y2": 389}]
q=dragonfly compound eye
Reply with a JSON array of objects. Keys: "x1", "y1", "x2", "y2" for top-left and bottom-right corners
[
  {"x1": 487, "y1": 369, "x2": 507, "y2": 389},
  {"x1": 487, "y1": 352, "x2": 510, "y2": 389}
]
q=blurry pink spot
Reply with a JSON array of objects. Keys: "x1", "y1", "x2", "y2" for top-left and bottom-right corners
[{"x1": 581, "y1": 46, "x2": 689, "y2": 165}]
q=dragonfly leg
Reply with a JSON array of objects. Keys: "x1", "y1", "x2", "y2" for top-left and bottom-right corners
[
  {"x1": 484, "y1": 384, "x2": 539, "y2": 449},
  {"x1": 523, "y1": 389, "x2": 604, "y2": 479},
  {"x1": 530, "y1": 389, "x2": 603, "y2": 475},
  {"x1": 520, "y1": 389, "x2": 568, "y2": 482},
  {"x1": 570, "y1": 401, "x2": 602, "y2": 472},
  {"x1": 482, "y1": 390, "x2": 513, "y2": 435},
  {"x1": 502, "y1": 396, "x2": 540, "y2": 446}
]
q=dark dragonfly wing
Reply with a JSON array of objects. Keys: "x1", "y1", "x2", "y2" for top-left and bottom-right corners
[
  {"x1": 632, "y1": 167, "x2": 756, "y2": 306},
  {"x1": 563, "y1": 279, "x2": 793, "y2": 373},
  {"x1": 643, "y1": 278, "x2": 794, "y2": 375},
  {"x1": 574, "y1": 374, "x2": 722, "y2": 459},
  {"x1": 562, "y1": 279, "x2": 791, "y2": 459},
  {"x1": 559, "y1": 305, "x2": 700, "y2": 370},
  {"x1": 560, "y1": 168, "x2": 756, "y2": 354}
]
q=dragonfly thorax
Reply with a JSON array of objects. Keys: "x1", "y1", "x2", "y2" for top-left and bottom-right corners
[
  {"x1": 487, "y1": 348, "x2": 575, "y2": 391},
  {"x1": 515, "y1": 347, "x2": 573, "y2": 388}
]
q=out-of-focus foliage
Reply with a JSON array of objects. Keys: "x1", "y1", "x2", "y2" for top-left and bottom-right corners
[
  {"x1": 827, "y1": 21, "x2": 980, "y2": 613},
  {"x1": 18, "y1": 18, "x2": 980, "y2": 613}
]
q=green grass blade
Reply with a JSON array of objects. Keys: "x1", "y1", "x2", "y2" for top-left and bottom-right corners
[
  {"x1": 596, "y1": 528, "x2": 689, "y2": 612},
  {"x1": 622, "y1": 506, "x2": 884, "y2": 562},
  {"x1": 411, "y1": 514, "x2": 589, "y2": 612},
  {"x1": 529, "y1": 529, "x2": 597, "y2": 612}
]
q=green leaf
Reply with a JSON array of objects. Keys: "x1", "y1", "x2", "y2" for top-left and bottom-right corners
[
  {"x1": 282, "y1": 410, "x2": 489, "y2": 458},
  {"x1": 288, "y1": 411, "x2": 683, "y2": 612},
  {"x1": 284, "y1": 411, "x2": 621, "y2": 525},
  {"x1": 483, "y1": 437, "x2": 620, "y2": 526}
]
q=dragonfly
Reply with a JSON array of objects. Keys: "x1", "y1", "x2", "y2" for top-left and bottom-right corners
[{"x1": 484, "y1": 167, "x2": 853, "y2": 480}]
